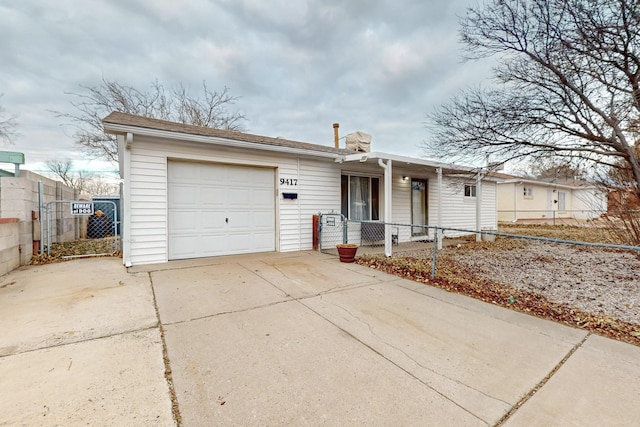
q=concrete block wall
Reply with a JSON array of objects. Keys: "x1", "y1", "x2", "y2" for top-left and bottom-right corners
[
  {"x1": 0, "y1": 218, "x2": 20, "y2": 276},
  {"x1": 0, "y1": 170, "x2": 79, "y2": 268}
]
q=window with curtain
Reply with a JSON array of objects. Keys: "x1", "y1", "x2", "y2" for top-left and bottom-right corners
[
  {"x1": 464, "y1": 184, "x2": 477, "y2": 197},
  {"x1": 341, "y1": 175, "x2": 380, "y2": 220}
]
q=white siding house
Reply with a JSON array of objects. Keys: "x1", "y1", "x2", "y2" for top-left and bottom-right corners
[
  {"x1": 104, "y1": 112, "x2": 497, "y2": 266},
  {"x1": 496, "y1": 174, "x2": 607, "y2": 222}
]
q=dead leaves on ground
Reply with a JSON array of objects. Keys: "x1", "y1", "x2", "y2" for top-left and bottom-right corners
[{"x1": 29, "y1": 238, "x2": 121, "y2": 265}]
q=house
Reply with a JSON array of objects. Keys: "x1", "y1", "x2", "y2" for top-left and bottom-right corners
[
  {"x1": 103, "y1": 112, "x2": 497, "y2": 266},
  {"x1": 495, "y1": 173, "x2": 607, "y2": 222}
]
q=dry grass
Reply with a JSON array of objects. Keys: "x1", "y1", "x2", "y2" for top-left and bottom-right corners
[{"x1": 498, "y1": 222, "x2": 624, "y2": 244}]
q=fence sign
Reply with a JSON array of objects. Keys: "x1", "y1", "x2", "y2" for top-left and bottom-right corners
[{"x1": 70, "y1": 201, "x2": 94, "y2": 215}]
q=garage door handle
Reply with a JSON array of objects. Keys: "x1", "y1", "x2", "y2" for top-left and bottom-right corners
[{"x1": 225, "y1": 218, "x2": 228, "y2": 223}]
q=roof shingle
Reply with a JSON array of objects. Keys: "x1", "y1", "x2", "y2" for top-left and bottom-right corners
[{"x1": 102, "y1": 111, "x2": 354, "y2": 155}]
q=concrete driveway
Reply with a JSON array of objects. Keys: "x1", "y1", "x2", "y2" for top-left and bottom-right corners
[{"x1": 1, "y1": 251, "x2": 640, "y2": 426}]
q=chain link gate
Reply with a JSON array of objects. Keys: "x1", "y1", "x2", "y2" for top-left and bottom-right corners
[
  {"x1": 41, "y1": 200, "x2": 120, "y2": 258},
  {"x1": 318, "y1": 213, "x2": 348, "y2": 254}
]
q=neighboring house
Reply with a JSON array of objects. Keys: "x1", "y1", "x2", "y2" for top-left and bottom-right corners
[
  {"x1": 495, "y1": 173, "x2": 607, "y2": 222},
  {"x1": 608, "y1": 187, "x2": 640, "y2": 213},
  {"x1": 103, "y1": 112, "x2": 498, "y2": 267}
]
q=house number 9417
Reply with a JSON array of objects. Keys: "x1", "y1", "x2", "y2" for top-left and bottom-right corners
[{"x1": 280, "y1": 178, "x2": 298, "y2": 186}]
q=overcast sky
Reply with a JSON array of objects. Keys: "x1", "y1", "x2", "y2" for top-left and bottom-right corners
[{"x1": 0, "y1": 0, "x2": 493, "y2": 176}]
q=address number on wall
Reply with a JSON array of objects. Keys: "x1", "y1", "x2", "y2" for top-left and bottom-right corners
[{"x1": 280, "y1": 178, "x2": 298, "y2": 186}]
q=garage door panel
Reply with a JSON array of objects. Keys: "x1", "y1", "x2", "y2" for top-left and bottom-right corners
[
  {"x1": 201, "y1": 187, "x2": 227, "y2": 206},
  {"x1": 227, "y1": 188, "x2": 251, "y2": 205},
  {"x1": 251, "y1": 231, "x2": 277, "y2": 251},
  {"x1": 168, "y1": 162, "x2": 198, "y2": 181},
  {"x1": 199, "y1": 235, "x2": 226, "y2": 255},
  {"x1": 169, "y1": 235, "x2": 200, "y2": 258},
  {"x1": 226, "y1": 233, "x2": 255, "y2": 252},
  {"x1": 253, "y1": 214, "x2": 276, "y2": 228},
  {"x1": 168, "y1": 161, "x2": 275, "y2": 260},
  {"x1": 200, "y1": 212, "x2": 227, "y2": 229},
  {"x1": 253, "y1": 188, "x2": 275, "y2": 204},
  {"x1": 200, "y1": 165, "x2": 227, "y2": 181},
  {"x1": 169, "y1": 211, "x2": 200, "y2": 232},
  {"x1": 170, "y1": 185, "x2": 200, "y2": 206}
]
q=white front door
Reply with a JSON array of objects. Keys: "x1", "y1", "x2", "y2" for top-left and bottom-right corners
[{"x1": 168, "y1": 161, "x2": 276, "y2": 260}]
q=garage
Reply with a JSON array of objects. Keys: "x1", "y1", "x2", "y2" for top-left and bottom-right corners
[{"x1": 168, "y1": 161, "x2": 276, "y2": 260}]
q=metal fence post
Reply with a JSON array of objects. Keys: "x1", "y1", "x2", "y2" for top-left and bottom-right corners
[
  {"x1": 38, "y1": 181, "x2": 44, "y2": 255},
  {"x1": 432, "y1": 226, "x2": 438, "y2": 279},
  {"x1": 318, "y1": 214, "x2": 323, "y2": 252},
  {"x1": 342, "y1": 216, "x2": 348, "y2": 244}
]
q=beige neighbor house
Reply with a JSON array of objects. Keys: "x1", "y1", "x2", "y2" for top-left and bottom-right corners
[
  {"x1": 495, "y1": 173, "x2": 607, "y2": 222},
  {"x1": 103, "y1": 112, "x2": 498, "y2": 267}
]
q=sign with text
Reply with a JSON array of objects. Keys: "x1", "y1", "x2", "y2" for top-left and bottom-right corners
[{"x1": 70, "y1": 202, "x2": 94, "y2": 215}]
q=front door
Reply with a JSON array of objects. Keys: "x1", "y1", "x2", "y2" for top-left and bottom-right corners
[{"x1": 411, "y1": 179, "x2": 428, "y2": 236}]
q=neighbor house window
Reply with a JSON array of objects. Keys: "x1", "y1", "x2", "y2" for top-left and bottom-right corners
[
  {"x1": 341, "y1": 175, "x2": 380, "y2": 220},
  {"x1": 523, "y1": 187, "x2": 533, "y2": 198},
  {"x1": 464, "y1": 184, "x2": 476, "y2": 198},
  {"x1": 557, "y1": 191, "x2": 566, "y2": 211}
]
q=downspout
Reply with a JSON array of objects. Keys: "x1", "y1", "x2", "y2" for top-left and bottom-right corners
[
  {"x1": 476, "y1": 171, "x2": 483, "y2": 242},
  {"x1": 378, "y1": 158, "x2": 392, "y2": 257},
  {"x1": 436, "y1": 167, "x2": 443, "y2": 250},
  {"x1": 513, "y1": 183, "x2": 518, "y2": 222},
  {"x1": 38, "y1": 181, "x2": 44, "y2": 255},
  {"x1": 122, "y1": 133, "x2": 133, "y2": 267}
]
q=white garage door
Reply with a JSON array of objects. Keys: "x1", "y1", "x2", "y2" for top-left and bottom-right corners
[{"x1": 168, "y1": 161, "x2": 276, "y2": 260}]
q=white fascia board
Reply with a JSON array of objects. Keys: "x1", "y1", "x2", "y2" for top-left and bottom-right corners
[
  {"x1": 498, "y1": 178, "x2": 591, "y2": 190},
  {"x1": 337, "y1": 151, "x2": 475, "y2": 172},
  {"x1": 103, "y1": 123, "x2": 343, "y2": 160}
]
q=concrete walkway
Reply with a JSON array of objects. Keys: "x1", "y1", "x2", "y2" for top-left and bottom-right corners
[{"x1": 1, "y1": 252, "x2": 640, "y2": 426}]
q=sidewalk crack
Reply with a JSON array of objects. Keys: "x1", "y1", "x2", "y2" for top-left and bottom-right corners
[
  {"x1": 493, "y1": 332, "x2": 591, "y2": 426},
  {"x1": 149, "y1": 272, "x2": 182, "y2": 427},
  {"x1": 299, "y1": 297, "x2": 492, "y2": 426}
]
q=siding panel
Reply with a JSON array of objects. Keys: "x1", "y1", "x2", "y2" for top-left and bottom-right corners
[{"x1": 126, "y1": 137, "x2": 341, "y2": 263}]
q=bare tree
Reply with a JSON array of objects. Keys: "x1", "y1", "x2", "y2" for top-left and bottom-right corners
[
  {"x1": 55, "y1": 79, "x2": 246, "y2": 163},
  {"x1": 0, "y1": 96, "x2": 17, "y2": 144},
  {"x1": 83, "y1": 179, "x2": 119, "y2": 196},
  {"x1": 426, "y1": 0, "x2": 640, "y2": 200},
  {"x1": 529, "y1": 160, "x2": 587, "y2": 181},
  {"x1": 46, "y1": 160, "x2": 95, "y2": 194}
]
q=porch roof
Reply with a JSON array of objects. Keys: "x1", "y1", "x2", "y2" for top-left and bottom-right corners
[{"x1": 337, "y1": 151, "x2": 499, "y2": 180}]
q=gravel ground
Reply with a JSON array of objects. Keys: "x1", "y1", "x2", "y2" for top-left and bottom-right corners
[{"x1": 450, "y1": 241, "x2": 640, "y2": 326}]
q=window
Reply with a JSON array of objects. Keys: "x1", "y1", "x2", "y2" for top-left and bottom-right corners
[
  {"x1": 557, "y1": 191, "x2": 566, "y2": 211},
  {"x1": 341, "y1": 175, "x2": 380, "y2": 220},
  {"x1": 523, "y1": 187, "x2": 533, "y2": 198},
  {"x1": 464, "y1": 184, "x2": 476, "y2": 198}
]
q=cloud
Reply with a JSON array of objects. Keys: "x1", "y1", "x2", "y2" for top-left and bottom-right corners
[{"x1": 0, "y1": 0, "x2": 491, "y2": 172}]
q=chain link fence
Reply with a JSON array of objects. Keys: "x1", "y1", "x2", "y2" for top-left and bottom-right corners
[
  {"x1": 318, "y1": 213, "x2": 640, "y2": 279},
  {"x1": 497, "y1": 209, "x2": 610, "y2": 225},
  {"x1": 42, "y1": 200, "x2": 120, "y2": 258}
]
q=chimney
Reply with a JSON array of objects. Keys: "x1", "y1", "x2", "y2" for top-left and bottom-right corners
[{"x1": 333, "y1": 123, "x2": 339, "y2": 148}]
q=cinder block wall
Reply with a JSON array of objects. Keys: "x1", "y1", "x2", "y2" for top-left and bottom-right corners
[
  {"x1": 0, "y1": 218, "x2": 20, "y2": 275},
  {"x1": 0, "y1": 171, "x2": 78, "y2": 267}
]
